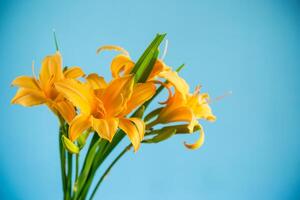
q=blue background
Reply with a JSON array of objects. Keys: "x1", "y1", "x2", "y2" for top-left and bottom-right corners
[{"x1": 1, "y1": 0, "x2": 300, "y2": 199}]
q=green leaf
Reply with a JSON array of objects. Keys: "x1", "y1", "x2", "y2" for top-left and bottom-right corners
[
  {"x1": 61, "y1": 135, "x2": 80, "y2": 154},
  {"x1": 144, "y1": 107, "x2": 163, "y2": 122},
  {"x1": 53, "y1": 30, "x2": 59, "y2": 51},
  {"x1": 176, "y1": 63, "x2": 185, "y2": 72},
  {"x1": 138, "y1": 49, "x2": 159, "y2": 82},
  {"x1": 143, "y1": 128, "x2": 176, "y2": 143},
  {"x1": 131, "y1": 34, "x2": 166, "y2": 82},
  {"x1": 135, "y1": 105, "x2": 146, "y2": 118},
  {"x1": 74, "y1": 138, "x2": 108, "y2": 199},
  {"x1": 173, "y1": 124, "x2": 201, "y2": 133},
  {"x1": 77, "y1": 130, "x2": 90, "y2": 149}
]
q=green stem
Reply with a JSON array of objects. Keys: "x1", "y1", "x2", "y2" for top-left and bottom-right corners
[
  {"x1": 145, "y1": 118, "x2": 159, "y2": 130},
  {"x1": 53, "y1": 30, "x2": 59, "y2": 51},
  {"x1": 89, "y1": 144, "x2": 132, "y2": 199},
  {"x1": 59, "y1": 124, "x2": 67, "y2": 199},
  {"x1": 76, "y1": 154, "x2": 79, "y2": 182},
  {"x1": 73, "y1": 139, "x2": 106, "y2": 199},
  {"x1": 76, "y1": 140, "x2": 108, "y2": 199},
  {"x1": 66, "y1": 153, "x2": 73, "y2": 200}
]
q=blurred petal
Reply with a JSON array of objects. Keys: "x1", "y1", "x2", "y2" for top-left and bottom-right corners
[
  {"x1": 148, "y1": 59, "x2": 171, "y2": 80},
  {"x1": 193, "y1": 104, "x2": 216, "y2": 121},
  {"x1": 55, "y1": 79, "x2": 94, "y2": 114},
  {"x1": 55, "y1": 100, "x2": 76, "y2": 123},
  {"x1": 11, "y1": 88, "x2": 45, "y2": 106},
  {"x1": 96, "y1": 45, "x2": 130, "y2": 57},
  {"x1": 11, "y1": 76, "x2": 40, "y2": 90},
  {"x1": 159, "y1": 71, "x2": 189, "y2": 96},
  {"x1": 129, "y1": 117, "x2": 145, "y2": 141},
  {"x1": 39, "y1": 52, "x2": 63, "y2": 88},
  {"x1": 123, "y1": 82, "x2": 156, "y2": 115},
  {"x1": 69, "y1": 114, "x2": 91, "y2": 141},
  {"x1": 110, "y1": 55, "x2": 134, "y2": 78},
  {"x1": 91, "y1": 117, "x2": 119, "y2": 141},
  {"x1": 158, "y1": 106, "x2": 193, "y2": 124},
  {"x1": 86, "y1": 73, "x2": 107, "y2": 89},
  {"x1": 119, "y1": 118, "x2": 141, "y2": 152},
  {"x1": 64, "y1": 66, "x2": 85, "y2": 79},
  {"x1": 184, "y1": 124, "x2": 205, "y2": 150},
  {"x1": 101, "y1": 75, "x2": 134, "y2": 116}
]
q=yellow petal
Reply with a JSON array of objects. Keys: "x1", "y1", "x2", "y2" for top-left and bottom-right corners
[
  {"x1": 187, "y1": 118, "x2": 199, "y2": 133},
  {"x1": 69, "y1": 114, "x2": 91, "y2": 141},
  {"x1": 110, "y1": 55, "x2": 134, "y2": 78},
  {"x1": 101, "y1": 75, "x2": 134, "y2": 116},
  {"x1": 11, "y1": 76, "x2": 40, "y2": 90},
  {"x1": 91, "y1": 117, "x2": 119, "y2": 142},
  {"x1": 158, "y1": 106, "x2": 193, "y2": 124},
  {"x1": 55, "y1": 79, "x2": 94, "y2": 114},
  {"x1": 184, "y1": 124, "x2": 205, "y2": 150},
  {"x1": 61, "y1": 135, "x2": 80, "y2": 154},
  {"x1": 148, "y1": 59, "x2": 171, "y2": 80},
  {"x1": 86, "y1": 73, "x2": 107, "y2": 89},
  {"x1": 55, "y1": 100, "x2": 76, "y2": 123},
  {"x1": 122, "y1": 82, "x2": 156, "y2": 115},
  {"x1": 193, "y1": 104, "x2": 216, "y2": 121},
  {"x1": 187, "y1": 92, "x2": 216, "y2": 122},
  {"x1": 158, "y1": 71, "x2": 189, "y2": 96},
  {"x1": 119, "y1": 118, "x2": 141, "y2": 152},
  {"x1": 96, "y1": 45, "x2": 130, "y2": 57},
  {"x1": 129, "y1": 118, "x2": 145, "y2": 141},
  {"x1": 39, "y1": 52, "x2": 63, "y2": 88},
  {"x1": 11, "y1": 88, "x2": 46, "y2": 106},
  {"x1": 63, "y1": 66, "x2": 85, "y2": 79}
]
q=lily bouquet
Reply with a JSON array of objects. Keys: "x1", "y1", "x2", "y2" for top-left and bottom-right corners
[{"x1": 11, "y1": 33, "x2": 216, "y2": 199}]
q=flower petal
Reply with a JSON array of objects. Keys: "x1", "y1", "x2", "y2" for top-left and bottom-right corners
[
  {"x1": 91, "y1": 117, "x2": 119, "y2": 142},
  {"x1": 55, "y1": 79, "x2": 94, "y2": 114},
  {"x1": 119, "y1": 118, "x2": 141, "y2": 152},
  {"x1": 128, "y1": 117, "x2": 145, "y2": 141},
  {"x1": 96, "y1": 45, "x2": 130, "y2": 57},
  {"x1": 184, "y1": 124, "x2": 205, "y2": 150},
  {"x1": 39, "y1": 52, "x2": 64, "y2": 88},
  {"x1": 148, "y1": 59, "x2": 171, "y2": 80},
  {"x1": 86, "y1": 73, "x2": 107, "y2": 89},
  {"x1": 55, "y1": 100, "x2": 76, "y2": 123},
  {"x1": 11, "y1": 76, "x2": 40, "y2": 90},
  {"x1": 11, "y1": 88, "x2": 46, "y2": 106},
  {"x1": 101, "y1": 75, "x2": 134, "y2": 116},
  {"x1": 158, "y1": 106, "x2": 193, "y2": 124},
  {"x1": 193, "y1": 103, "x2": 216, "y2": 121},
  {"x1": 158, "y1": 71, "x2": 189, "y2": 96},
  {"x1": 122, "y1": 82, "x2": 156, "y2": 115},
  {"x1": 63, "y1": 66, "x2": 85, "y2": 79},
  {"x1": 69, "y1": 114, "x2": 91, "y2": 141},
  {"x1": 110, "y1": 55, "x2": 134, "y2": 78}
]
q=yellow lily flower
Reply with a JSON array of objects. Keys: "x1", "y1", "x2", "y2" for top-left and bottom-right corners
[
  {"x1": 96, "y1": 45, "x2": 214, "y2": 150},
  {"x1": 11, "y1": 51, "x2": 85, "y2": 123},
  {"x1": 55, "y1": 74, "x2": 156, "y2": 151},
  {"x1": 154, "y1": 86, "x2": 216, "y2": 149}
]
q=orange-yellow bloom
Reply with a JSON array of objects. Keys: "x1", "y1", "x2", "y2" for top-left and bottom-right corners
[
  {"x1": 11, "y1": 51, "x2": 85, "y2": 123},
  {"x1": 55, "y1": 75, "x2": 156, "y2": 151},
  {"x1": 155, "y1": 86, "x2": 216, "y2": 149}
]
